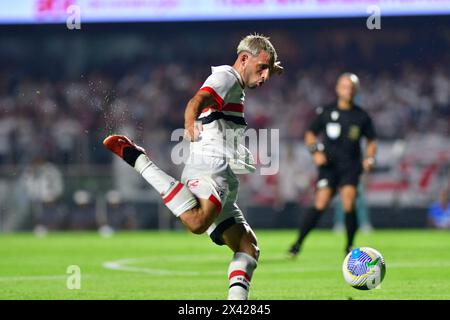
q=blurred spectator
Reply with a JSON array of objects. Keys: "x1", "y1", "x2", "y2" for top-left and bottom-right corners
[
  {"x1": 21, "y1": 156, "x2": 64, "y2": 202},
  {"x1": 104, "y1": 189, "x2": 137, "y2": 230},
  {"x1": 19, "y1": 156, "x2": 64, "y2": 234},
  {"x1": 70, "y1": 190, "x2": 97, "y2": 230},
  {"x1": 427, "y1": 188, "x2": 450, "y2": 229}
]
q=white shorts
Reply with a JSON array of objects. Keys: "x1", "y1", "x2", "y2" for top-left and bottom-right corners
[{"x1": 181, "y1": 156, "x2": 247, "y2": 245}]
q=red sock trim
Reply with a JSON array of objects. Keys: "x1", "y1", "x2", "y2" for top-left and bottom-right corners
[
  {"x1": 229, "y1": 270, "x2": 251, "y2": 282},
  {"x1": 163, "y1": 182, "x2": 183, "y2": 204}
]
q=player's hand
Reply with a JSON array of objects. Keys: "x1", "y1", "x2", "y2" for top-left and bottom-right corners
[
  {"x1": 271, "y1": 61, "x2": 284, "y2": 76},
  {"x1": 363, "y1": 157, "x2": 375, "y2": 173},
  {"x1": 312, "y1": 151, "x2": 327, "y2": 167},
  {"x1": 184, "y1": 122, "x2": 202, "y2": 142}
]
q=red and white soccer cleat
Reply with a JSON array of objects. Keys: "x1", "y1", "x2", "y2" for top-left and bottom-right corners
[{"x1": 103, "y1": 135, "x2": 146, "y2": 167}]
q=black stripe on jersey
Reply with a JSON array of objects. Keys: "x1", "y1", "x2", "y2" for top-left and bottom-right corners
[{"x1": 200, "y1": 111, "x2": 247, "y2": 126}]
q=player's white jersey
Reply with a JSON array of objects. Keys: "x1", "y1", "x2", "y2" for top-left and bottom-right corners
[{"x1": 188, "y1": 65, "x2": 254, "y2": 173}]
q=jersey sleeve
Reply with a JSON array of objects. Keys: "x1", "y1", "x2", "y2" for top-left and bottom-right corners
[
  {"x1": 361, "y1": 112, "x2": 377, "y2": 140},
  {"x1": 199, "y1": 71, "x2": 236, "y2": 108},
  {"x1": 308, "y1": 107, "x2": 326, "y2": 134}
]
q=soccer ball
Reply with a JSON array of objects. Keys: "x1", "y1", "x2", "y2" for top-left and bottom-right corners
[{"x1": 342, "y1": 247, "x2": 386, "y2": 290}]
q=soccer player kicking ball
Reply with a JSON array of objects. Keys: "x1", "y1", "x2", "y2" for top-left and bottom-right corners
[{"x1": 103, "y1": 34, "x2": 283, "y2": 300}]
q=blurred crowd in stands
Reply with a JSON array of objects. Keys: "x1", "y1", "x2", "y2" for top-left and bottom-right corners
[
  {"x1": 0, "y1": 18, "x2": 449, "y2": 231},
  {"x1": 0, "y1": 20, "x2": 449, "y2": 169}
]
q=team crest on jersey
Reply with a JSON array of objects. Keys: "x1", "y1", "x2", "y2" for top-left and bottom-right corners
[
  {"x1": 326, "y1": 123, "x2": 341, "y2": 139},
  {"x1": 187, "y1": 179, "x2": 200, "y2": 188},
  {"x1": 348, "y1": 125, "x2": 360, "y2": 140}
]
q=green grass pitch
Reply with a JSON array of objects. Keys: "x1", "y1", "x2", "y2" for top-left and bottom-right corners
[{"x1": 1, "y1": 229, "x2": 449, "y2": 299}]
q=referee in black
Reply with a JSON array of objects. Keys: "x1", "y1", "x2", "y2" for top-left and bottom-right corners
[{"x1": 288, "y1": 73, "x2": 377, "y2": 257}]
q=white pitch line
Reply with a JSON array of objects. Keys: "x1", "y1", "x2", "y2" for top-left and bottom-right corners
[
  {"x1": 102, "y1": 256, "x2": 450, "y2": 277},
  {"x1": 0, "y1": 274, "x2": 93, "y2": 282},
  {"x1": 0, "y1": 275, "x2": 67, "y2": 282},
  {"x1": 101, "y1": 256, "x2": 340, "y2": 276},
  {"x1": 103, "y1": 256, "x2": 229, "y2": 276},
  {"x1": 103, "y1": 260, "x2": 204, "y2": 276}
]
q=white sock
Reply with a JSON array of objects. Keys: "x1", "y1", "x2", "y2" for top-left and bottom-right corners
[
  {"x1": 227, "y1": 252, "x2": 258, "y2": 300},
  {"x1": 134, "y1": 154, "x2": 198, "y2": 216}
]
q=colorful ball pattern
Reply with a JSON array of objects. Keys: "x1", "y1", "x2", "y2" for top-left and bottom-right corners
[{"x1": 342, "y1": 247, "x2": 386, "y2": 290}]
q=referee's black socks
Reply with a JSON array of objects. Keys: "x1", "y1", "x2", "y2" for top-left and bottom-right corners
[
  {"x1": 345, "y1": 209, "x2": 358, "y2": 252},
  {"x1": 296, "y1": 207, "x2": 323, "y2": 247}
]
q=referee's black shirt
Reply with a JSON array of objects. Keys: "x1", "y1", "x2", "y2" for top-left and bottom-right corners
[{"x1": 308, "y1": 102, "x2": 376, "y2": 167}]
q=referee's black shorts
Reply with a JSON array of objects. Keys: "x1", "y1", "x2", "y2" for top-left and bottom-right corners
[{"x1": 316, "y1": 162, "x2": 362, "y2": 191}]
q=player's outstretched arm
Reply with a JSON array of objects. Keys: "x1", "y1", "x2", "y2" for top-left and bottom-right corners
[{"x1": 184, "y1": 90, "x2": 215, "y2": 141}]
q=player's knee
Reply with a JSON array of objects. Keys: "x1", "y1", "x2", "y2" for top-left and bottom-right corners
[
  {"x1": 342, "y1": 198, "x2": 356, "y2": 212},
  {"x1": 181, "y1": 207, "x2": 212, "y2": 234},
  {"x1": 187, "y1": 224, "x2": 207, "y2": 234},
  {"x1": 187, "y1": 220, "x2": 209, "y2": 234},
  {"x1": 315, "y1": 200, "x2": 329, "y2": 211},
  {"x1": 315, "y1": 193, "x2": 332, "y2": 211}
]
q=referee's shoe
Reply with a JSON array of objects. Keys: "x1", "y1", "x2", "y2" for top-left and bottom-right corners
[{"x1": 288, "y1": 242, "x2": 300, "y2": 258}]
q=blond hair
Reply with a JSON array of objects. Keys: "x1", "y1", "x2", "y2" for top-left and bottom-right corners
[
  {"x1": 338, "y1": 72, "x2": 360, "y2": 91},
  {"x1": 237, "y1": 33, "x2": 278, "y2": 66}
]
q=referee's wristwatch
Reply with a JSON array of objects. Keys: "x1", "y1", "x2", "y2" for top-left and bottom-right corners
[
  {"x1": 308, "y1": 142, "x2": 325, "y2": 154},
  {"x1": 365, "y1": 156, "x2": 376, "y2": 166}
]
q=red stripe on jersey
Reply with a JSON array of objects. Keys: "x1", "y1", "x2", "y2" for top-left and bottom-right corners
[
  {"x1": 229, "y1": 270, "x2": 251, "y2": 281},
  {"x1": 208, "y1": 194, "x2": 222, "y2": 213},
  {"x1": 201, "y1": 105, "x2": 220, "y2": 114},
  {"x1": 222, "y1": 103, "x2": 244, "y2": 113},
  {"x1": 200, "y1": 86, "x2": 224, "y2": 108},
  {"x1": 163, "y1": 182, "x2": 184, "y2": 204}
]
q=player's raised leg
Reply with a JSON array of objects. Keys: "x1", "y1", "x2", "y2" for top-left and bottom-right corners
[
  {"x1": 288, "y1": 186, "x2": 334, "y2": 257},
  {"x1": 103, "y1": 135, "x2": 219, "y2": 234},
  {"x1": 340, "y1": 185, "x2": 358, "y2": 254},
  {"x1": 222, "y1": 223, "x2": 259, "y2": 300}
]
